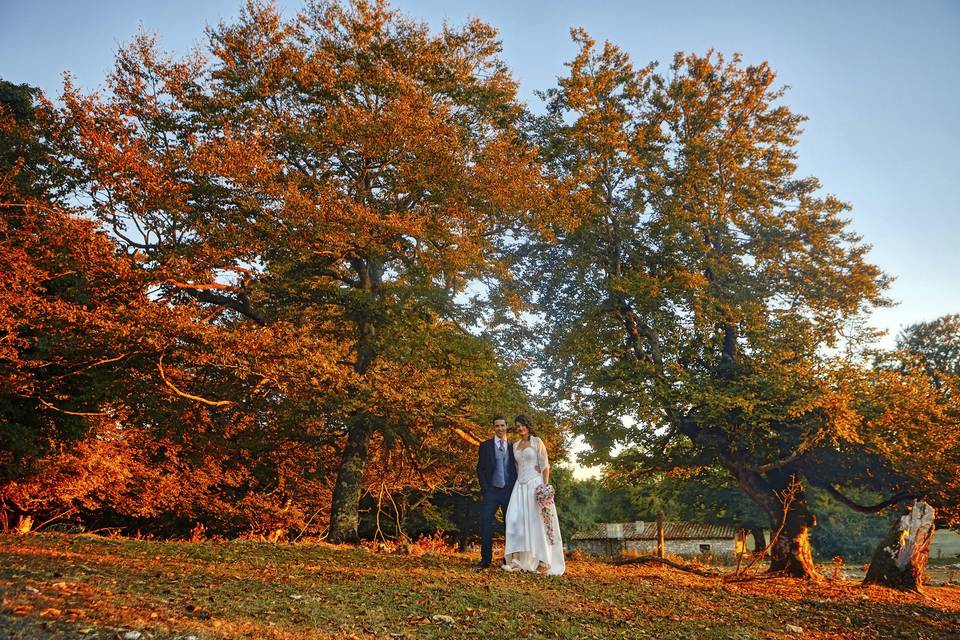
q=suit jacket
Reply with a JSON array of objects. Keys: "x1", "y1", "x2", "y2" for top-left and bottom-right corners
[{"x1": 476, "y1": 437, "x2": 517, "y2": 493}]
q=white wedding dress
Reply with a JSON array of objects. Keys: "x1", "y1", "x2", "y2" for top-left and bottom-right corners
[{"x1": 503, "y1": 436, "x2": 565, "y2": 575}]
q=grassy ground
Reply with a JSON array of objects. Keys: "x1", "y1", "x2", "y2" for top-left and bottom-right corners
[{"x1": 0, "y1": 533, "x2": 958, "y2": 640}]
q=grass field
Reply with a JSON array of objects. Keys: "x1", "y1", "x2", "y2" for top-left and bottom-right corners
[{"x1": 1, "y1": 533, "x2": 958, "y2": 639}]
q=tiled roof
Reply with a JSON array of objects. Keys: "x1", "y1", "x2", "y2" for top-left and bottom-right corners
[{"x1": 571, "y1": 521, "x2": 739, "y2": 541}]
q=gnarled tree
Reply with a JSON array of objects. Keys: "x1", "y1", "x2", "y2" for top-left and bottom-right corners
[{"x1": 526, "y1": 33, "x2": 893, "y2": 578}]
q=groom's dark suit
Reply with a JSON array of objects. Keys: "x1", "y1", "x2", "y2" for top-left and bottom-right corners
[{"x1": 476, "y1": 437, "x2": 517, "y2": 567}]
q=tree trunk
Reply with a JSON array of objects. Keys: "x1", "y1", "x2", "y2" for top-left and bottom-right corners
[
  {"x1": 452, "y1": 494, "x2": 472, "y2": 552},
  {"x1": 767, "y1": 492, "x2": 819, "y2": 578},
  {"x1": 864, "y1": 500, "x2": 935, "y2": 591},
  {"x1": 327, "y1": 418, "x2": 374, "y2": 544},
  {"x1": 749, "y1": 526, "x2": 766, "y2": 553},
  {"x1": 328, "y1": 294, "x2": 380, "y2": 545},
  {"x1": 725, "y1": 463, "x2": 821, "y2": 579}
]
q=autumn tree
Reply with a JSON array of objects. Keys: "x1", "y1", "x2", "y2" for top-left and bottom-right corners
[
  {"x1": 844, "y1": 320, "x2": 960, "y2": 590},
  {"x1": 896, "y1": 314, "x2": 960, "y2": 379},
  {"x1": 0, "y1": 85, "x2": 161, "y2": 523},
  {"x1": 59, "y1": 0, "x2": 545, "y2": 542},
  {"x1": 0, "y1": 80, "x2": 130, "y2": 494},
  {"x1": 877, "y1": 313, "x2": 960, "y2": 560},
  {"x1": 1, "y1": 78, "x2": 83, "y2": 203},
  {"x1": 526, "y1": 33, "x2": 898, "y2": 578},
  {"x1": 1, "y1": 80, "x2": 342, "y2": 535}
]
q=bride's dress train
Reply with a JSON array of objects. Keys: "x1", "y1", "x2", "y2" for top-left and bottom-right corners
[{"x1": 503, "y1": 436, "x2": 565, "y2": 576}]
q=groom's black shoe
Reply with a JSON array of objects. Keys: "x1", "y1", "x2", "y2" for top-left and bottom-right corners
[{"x1": 475, "y1": 562, "x2": 491, "y2": 571}]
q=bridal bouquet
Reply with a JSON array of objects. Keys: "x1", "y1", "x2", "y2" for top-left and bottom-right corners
[{"x1": 535, "y1": 484, "x2": 556, "y2": 544}]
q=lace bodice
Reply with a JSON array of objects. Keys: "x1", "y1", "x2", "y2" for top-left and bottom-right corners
[{"x1": 513, "y1": 437, "x2": 549, "y2": 483}]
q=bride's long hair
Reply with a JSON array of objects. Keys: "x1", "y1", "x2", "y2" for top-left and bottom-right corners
[{"x1": 514, "y1": 414, "x2": 536, "y2": 439}]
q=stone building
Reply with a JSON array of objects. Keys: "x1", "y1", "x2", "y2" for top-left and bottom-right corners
[{"x1": 570, "y1": 521, "x2": 759, "y2": 562}]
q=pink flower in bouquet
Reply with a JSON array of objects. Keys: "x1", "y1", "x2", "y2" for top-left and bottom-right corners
[
  {"x1": 535, "y1": 483, "x2": 555, "y2": 507},
  {"x1": 535, "y1": 484, "x2": 557, "y2": 544}
]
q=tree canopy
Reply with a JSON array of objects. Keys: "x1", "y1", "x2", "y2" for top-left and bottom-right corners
[
  {"x1": 1, "y1": 1, "x2": 555, "y2": 540},
  {"x1": 524, "y1": 31, "x2": 958, "y2": 578}
]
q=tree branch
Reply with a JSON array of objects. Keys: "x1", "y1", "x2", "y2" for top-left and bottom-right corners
[
  {"x1": 37, "y1": 398, "x2": 107, "y2": 416},
  {"x1": 157, "y1": 354, "x2": 233, "y2": 407},
  {"x1": 605, "y1": 295, "x2": 666, "y2": 377},
  {"x1": 317, "y1": 268, "x2": 361, "y2": 288},
  {"x1": 167, "y1": 280, "x2": 237, "y2": 292},
  {"x1": 183, "y1": 288, "x2": 269, "y2": 325},
  {"x1": 452, "y1": 426, "x2": 480, "y2": 447},
  {"x1": 51, "y1": 353, "x2": 133, "y2": 380},
  {"x1": 825, "y1": 485, "x2": 918, "y2": 514},
  {"x1": 753, "y1": 428, "x2": 825, "y2": 473}
]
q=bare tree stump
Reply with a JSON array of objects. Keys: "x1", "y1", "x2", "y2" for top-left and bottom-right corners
[{"x1": 863, "y1": 500, "x2": 935, "y2": 591}]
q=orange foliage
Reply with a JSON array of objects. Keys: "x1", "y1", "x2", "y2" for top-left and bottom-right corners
[{"x1": 2, "y1": 1, "x2": 551, "y2": 539}]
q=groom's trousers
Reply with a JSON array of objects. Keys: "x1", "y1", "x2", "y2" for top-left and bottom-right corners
[{"x1": 479, "y1": 485, "x2": 511, "y2": 567}]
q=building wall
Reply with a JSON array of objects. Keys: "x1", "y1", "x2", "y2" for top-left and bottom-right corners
[
  {"x1": 570, "y1": 538, "x2": 627, "y2": 557},
  {"x1": 570, "y1": 538, "x2": 739, "y2": 561},
  {"x1": 625, "y1": 539, "x2": 737, "y2": 560}
]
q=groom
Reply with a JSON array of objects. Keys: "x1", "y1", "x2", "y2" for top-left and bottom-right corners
[{"x1": 475, "y1": 415, "x2": 517, "y2": 569}]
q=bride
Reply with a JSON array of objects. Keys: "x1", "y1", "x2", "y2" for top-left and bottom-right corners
[{"x1": 503, "y1": 414, "x2": 565, "y2": 575}]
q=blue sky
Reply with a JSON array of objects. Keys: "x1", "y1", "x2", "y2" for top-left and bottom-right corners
[{"x1": 2, "y1": 0, "x2": 958, "y2": 346}]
